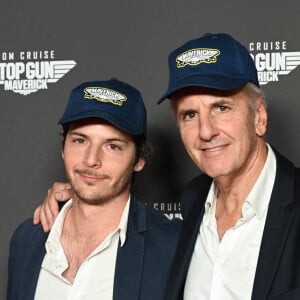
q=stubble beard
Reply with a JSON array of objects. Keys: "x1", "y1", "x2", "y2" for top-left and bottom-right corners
[{"x1": 69, "y1": 170, "x2": 132, "y2": 206}]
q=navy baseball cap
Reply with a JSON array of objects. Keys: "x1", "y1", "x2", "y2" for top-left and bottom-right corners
[
  {"x1": 158, "y1": 33, "x2": 259, "y2": 103},
  {"x1": 58, "y1": 78, "x2": 147, "y2": 137}
]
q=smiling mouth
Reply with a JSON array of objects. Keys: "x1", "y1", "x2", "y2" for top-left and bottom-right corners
[
  {"x1": 76, "y1": 170, "x2": 109, "y2": 181},
  {"x1": 202, "y1": 145, "x2": 227, "y2": 152},
  {"x1": 81, "y1": 174, "x2": 101, "y2": 180}
]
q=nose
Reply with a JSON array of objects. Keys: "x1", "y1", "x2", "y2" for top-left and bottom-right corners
[
  {"x1": 198, "y1": 114, "x2": 218, "y2": 141},
  {"x1": 83, "y1": 145, "x2": 102, "y2": 168}
]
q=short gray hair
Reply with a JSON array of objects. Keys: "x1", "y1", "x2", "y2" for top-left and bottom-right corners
[{"x1": 243, "y1": 82, "x2": 267, "y2": 116}]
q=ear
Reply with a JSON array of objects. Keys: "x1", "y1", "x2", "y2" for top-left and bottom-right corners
[
  {"x1": 133, "y1": 157, "x2": 145, "y2": 172},
  {"x1": 61, "y1": 150, "x2": 65, "y2": 160},
  {"x1": 255, "y1": 101, "x2": 268, "y2": 137}
]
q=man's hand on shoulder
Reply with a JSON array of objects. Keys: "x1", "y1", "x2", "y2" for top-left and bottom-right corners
[{"x1": 33, "y1": 182, "x2": 72, "y2": 232}]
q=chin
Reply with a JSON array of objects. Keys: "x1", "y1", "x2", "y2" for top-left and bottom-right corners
[{"x1": 203, "y1": 166, "x2": 229, "y2": 179}]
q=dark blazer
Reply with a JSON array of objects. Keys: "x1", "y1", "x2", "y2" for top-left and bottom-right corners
[
  {"x1": 165, "y1": 148, "x2": 300, "y2": 300},
  {"x1": 7, "y1": 196, "x2": 182, "y2": 300}
]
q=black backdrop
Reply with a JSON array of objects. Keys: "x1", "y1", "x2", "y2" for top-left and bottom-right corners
[{"x1": 1, "y1": 0, "x2": 300, "y2": 297}]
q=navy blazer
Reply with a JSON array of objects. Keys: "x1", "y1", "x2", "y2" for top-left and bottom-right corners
[
  {"x1": 7, "y1": 196, "x2": 182, "y2": 300},
  {"x1": 165, "y1": 148, "x2": 300, "y2": 300}
]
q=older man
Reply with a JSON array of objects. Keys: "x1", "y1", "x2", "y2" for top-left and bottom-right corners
[{"x1": 159, "y1": 33, "x2": 300, "y2": 300}]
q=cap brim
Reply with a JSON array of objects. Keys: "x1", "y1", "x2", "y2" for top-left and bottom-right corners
[
  {"x1": 157, "y1": 74, "x2": 250, "y2": 104},
  {"x1": 58, "y1": 110, "x2": 145, "y2": 136}
]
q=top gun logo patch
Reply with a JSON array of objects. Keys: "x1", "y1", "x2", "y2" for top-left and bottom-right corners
[
  {"x1": 84, "y1": 87, "x2": 127, "y2": 106},
  {"x1": 176, "y1": 48, "x2": 220, "y2": 68}
]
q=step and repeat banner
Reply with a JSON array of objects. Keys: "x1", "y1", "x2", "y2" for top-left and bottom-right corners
[{"x1": 1, "y1": 0, "x2": 300, "y2": 297}]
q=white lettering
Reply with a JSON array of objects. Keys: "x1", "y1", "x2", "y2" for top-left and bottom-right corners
[
  {"x1": 257, "y1": 71, "x2": 279, "y2": 82},
  {"x1": 248, "y1": 41, "x2": 287, "y2": 52},
  {"x1": 19, "y1": 50, "x2": 55, "y2": 60},
  {"x1": 251, "y1": 53, "x2": 286, "y2": 71},
  {"x1": 1, "y1": 52, "x2": 14, "y2": 61},
  {"x1": 4, "y1": 79, "x2": 48, "y2": 90}
]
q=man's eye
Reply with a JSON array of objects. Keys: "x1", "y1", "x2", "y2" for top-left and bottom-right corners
[
  {"x1": 73, "y1": 138, "x2": 85, "y2": 144},
  {"x1": 183, "y1": 111, "x2": 197, "y2": 120},
  {"x1": 109, "y1": 144, "x2": 121, "y2": 151},
  {"x1": 218, "y1": 105, "x2": 228, "y2": 112}
]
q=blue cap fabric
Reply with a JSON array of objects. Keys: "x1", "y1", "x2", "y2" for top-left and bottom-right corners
[
  {"x1": 158, "y1": 33, "x2": 259, "y2": 103},
  {"x1": 58, "y1": 78, "x2": 147, "y2": 137}
]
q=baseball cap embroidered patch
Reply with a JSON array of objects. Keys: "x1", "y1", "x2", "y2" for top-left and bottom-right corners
[
  {"x1": 176, "y1": 48, "x2": 220, "y2": 68},
  {"x1": 83, "y1": 86, "x2": 127, "y2": 106}
]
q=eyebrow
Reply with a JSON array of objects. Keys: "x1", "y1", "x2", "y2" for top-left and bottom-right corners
[
  {"x1": 68, "y1": 131, "x2": 130, "y2": 144},
  {"x1": 177, "y1": 108, "x2": 196, "y2": 118},
  {"x1": 105, "y1": 138, "x2": 130, "y2": 144},
  {"x1": 68, "y1": 131, "x2": 86, "y2": 137},
  {"x1": 211, "y1": 98, "x2": 229, "y2": 107}
]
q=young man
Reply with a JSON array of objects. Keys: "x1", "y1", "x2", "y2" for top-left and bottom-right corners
[{"x1": 7, "y1": 78, "x2": 181, "y2": 300}]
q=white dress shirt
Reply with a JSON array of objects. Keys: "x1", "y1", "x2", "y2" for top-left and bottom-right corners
[
  {"x1": 184, "y1": 144, "x2": 276, "y2": 300},
  {"x1": 34, "y1": 197, "x2": 130, "y2": 300}
]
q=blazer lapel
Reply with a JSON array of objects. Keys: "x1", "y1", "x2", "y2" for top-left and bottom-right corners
[
  {"x1": 113, "y1": 198, "x2": 146, "y2": 300},
  {"x1": 251, "y1": 152, "x2": 297, "y2": 300},
  {"x1": 20, "y1": 228, "x2": 48, "y2": 300},
  {"x1": 166, "y1": 175, "x2": 211, "y2": 299}
]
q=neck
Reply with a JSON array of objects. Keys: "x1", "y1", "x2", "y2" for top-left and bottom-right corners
[
  {"x1": 214, "y1": 142, "x2": 268, "y2": 240},
  {"x1": 64, "y1": 194, "x2": 129, "y2": 239},
  {"x1": 215, "y1": 142, "x2": 268, "y2": 209}
]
